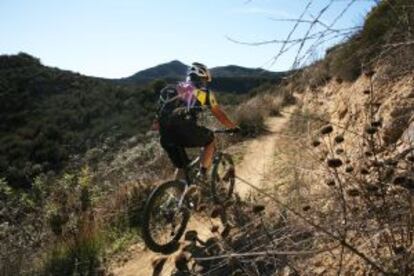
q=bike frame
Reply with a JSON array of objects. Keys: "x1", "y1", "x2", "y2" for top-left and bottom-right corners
[
  {"x1": 175, "y1": 128, "x2": 236, "y2": 210},
  {"x1": 177, "y1": 157, "x2": 200, "y2": 209}
]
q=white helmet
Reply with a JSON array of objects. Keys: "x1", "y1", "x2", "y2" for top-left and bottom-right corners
[{"x1": 187, "y1": 62, "x2": 212, "y2": 82}]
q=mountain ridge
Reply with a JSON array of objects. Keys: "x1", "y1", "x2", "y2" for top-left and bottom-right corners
[
  {"x1": 118, "y1": 60, "x2": 287, "y2": 93},
  {"x1": 120, "y1": 60, "x2": 285, "y2": 83},
  {"x1": 1, "y1": 53, "x2": 287, "y2": 93},
  {"x1": 118, "y1": 60, "x2": 188, "y2": 84}
]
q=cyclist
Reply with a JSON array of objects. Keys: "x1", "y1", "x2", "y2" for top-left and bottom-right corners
[{"x1": 153, "y1": 62, "x2": 238, "y2": 180}]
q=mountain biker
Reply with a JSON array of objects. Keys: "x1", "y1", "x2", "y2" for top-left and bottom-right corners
[{"x1": 153, "y1": 62, "x2": 238, "y2": 180}]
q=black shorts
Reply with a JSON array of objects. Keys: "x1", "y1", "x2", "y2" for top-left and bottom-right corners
[{"x1": 160, "y1": 119, "x2": 214, "y2": 169}]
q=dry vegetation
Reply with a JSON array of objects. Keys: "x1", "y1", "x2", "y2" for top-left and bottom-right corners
[
  {"x1": 0, "y1": 134, "x2": 175, "y2": 275},
  {"x1": 149, "y1": 69, "x2": 413, "y2": 275},
  {"x1": 233, "y1": 86, "x2": 295, "y2": 137}
]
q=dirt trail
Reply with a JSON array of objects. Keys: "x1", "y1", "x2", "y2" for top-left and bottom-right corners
[
  {"x1": 235, "y1": 106, "x2": 295, "y2": 198},
  {"x1": 110, "y1": 106, "x2": 294, "y2": 276},
  {"x1": 110, "y1": 216, "x2": 216, "y2": 276}
]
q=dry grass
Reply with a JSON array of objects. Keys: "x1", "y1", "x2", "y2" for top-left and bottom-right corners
[{"x1": 233, "y1": 87, "x2": 295, "y2": 137}]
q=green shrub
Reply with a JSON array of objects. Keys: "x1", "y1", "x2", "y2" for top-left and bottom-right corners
[
  {"x1": 326, "y1": 0, "x2": 414, "y2": 81},
  {"x1": 328, "y1": 41, "x2": 362, "y2": 82},
  {"x1": 79, "y1": 166, "x2": 92, "y2": 212},
  {"x1": 42, "y1": 231, "x2": 104, "y2": 276},
  {"x1": 106, "y1": 228, "x2": 140, "y2": 255},
  {"x1": 39, "y1": 167, "x2": 106, "y2": 275}
]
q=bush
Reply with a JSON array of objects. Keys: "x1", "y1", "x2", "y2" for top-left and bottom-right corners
[
  {"x1": 328, "y1": 41, "x2": 362, "y2": 82},
  {"x1": 42, "y1": 230, "x2": 105, "y2": 275},
  {"x1": 233, "y1": 85, "x2": 295, "y2": 137},
  {"x1": 234, "y1": 104, "x2": 266, "y2": 137}
]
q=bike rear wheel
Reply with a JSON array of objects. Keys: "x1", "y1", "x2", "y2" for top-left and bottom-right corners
[
  {"x1": 141, "y1": 180, "x2": 190, "y2": 254},
  {"x1": 211, "y1": 153, "x2": 235, "y2": 204}
]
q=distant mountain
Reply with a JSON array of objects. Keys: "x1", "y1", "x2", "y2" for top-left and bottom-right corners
[
  {"x1": 209, "y1": 65, "x2": 286, "y2": 94},
  {"x1": 119, "y1": 60, "x2": 287, "y2": 94},
  {"x1": 211, "y1": 65, "x2": 279, "y2": 79},
  {"x1": 119, "y1": 60, "x2": 188, "y2": 85}
]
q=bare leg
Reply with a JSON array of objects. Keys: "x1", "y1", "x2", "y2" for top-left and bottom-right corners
[{"x1": 201, "y1": 139, "x2": 215, "y2": 170}]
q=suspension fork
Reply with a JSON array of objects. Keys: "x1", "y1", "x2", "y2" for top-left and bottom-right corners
[{"x1": 213, "y1": 152, "x2": 222, "y2": 164}]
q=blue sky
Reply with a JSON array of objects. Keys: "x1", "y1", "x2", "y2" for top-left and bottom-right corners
[{"x1": 0, "y1": 0, "x2": 376, "y2": 78}]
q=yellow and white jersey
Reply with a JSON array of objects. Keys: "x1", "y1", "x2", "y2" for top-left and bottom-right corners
[{"x1": 193, "y1": 88, "x2": 218, "y2": 108}]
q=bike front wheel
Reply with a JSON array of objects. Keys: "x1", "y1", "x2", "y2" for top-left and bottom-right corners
[
  {"x1": 141, "y1": 180, "x2": 190, "y2": 254},
  {"x1": 211, "y1": 153, "x2": 235, "y2": 204}
]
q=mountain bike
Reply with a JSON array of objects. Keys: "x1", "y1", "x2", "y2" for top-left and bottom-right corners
[{"x1": 141, "y1": 129, "x2": 237, "y2": 254}]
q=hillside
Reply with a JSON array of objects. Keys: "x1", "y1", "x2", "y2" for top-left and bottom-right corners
[
  {"x1": 119, "y1": 60, "x2": 287, "y2": 93},
  {"x1": 0, "y1": 53, "x2": 158, "y2": 188},
  {"x1": 211, "y1": 65, "x2": 278, "y2": 78},
  {"x1": 0, "y1": 54, "x2": 286, "y2": 189}
]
